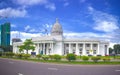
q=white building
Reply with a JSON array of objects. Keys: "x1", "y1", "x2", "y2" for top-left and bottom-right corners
[{"x1": 13, "y1": 19, "x2": 109, "y2": 56}]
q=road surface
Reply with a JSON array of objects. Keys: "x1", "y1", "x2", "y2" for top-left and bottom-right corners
[{"x1": 0, "y1": 58, "x2": 120, "y2": 75}]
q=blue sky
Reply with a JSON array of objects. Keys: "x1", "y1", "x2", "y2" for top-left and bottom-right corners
[{"x1": 0, "y1": 0, "x2": 120, "y2": 45}]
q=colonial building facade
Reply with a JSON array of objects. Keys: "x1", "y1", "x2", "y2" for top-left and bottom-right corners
[{"x1": 13, "y1": 19, "x2": 109, "y2": 56}]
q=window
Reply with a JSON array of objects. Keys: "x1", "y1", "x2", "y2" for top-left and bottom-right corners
[
  {"x1": 66, "y1": 49, "x2": 69, "y2": 54},
  {"x1": 93, "y1": 44, "x2": 97, "y2": 47},
  {"x1": 86, "y1": 44, "x2": 90, "y2": 47},
  {"x1": 79, "y1": 44, "x2": 83, "y2": 47},
  {"x1": 73, "y1": 49, "x2": 76, "y2": 54},
  {"x1": 79, "y1": 48, "x2": 82, "y2": 54},
  {"x1": 93, "y1": 50, "x2": 96, "y2": 54},
  {"x1": 73, "y1": 44, "x2": 76, "y2": 47},
  {"x1": 66, "y1": 44, "x2": 69, "y2": 47},
  {"x1": 86, "y1": 50, "x2": 89, "y2": 54},
  {"x1": 79, "y1": 48, "x2": 82, "y2": 51}
]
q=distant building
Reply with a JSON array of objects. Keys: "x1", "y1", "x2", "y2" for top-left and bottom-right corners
[
  {"x1": 0, "y1": 22, "x2": 10, "y2": 47},
  {"x1": 13, "y1": 19, "x2": 109, "y2": 56},
  {"x1": 12, "y1": 38, "x2": 22, "y2": 44}
]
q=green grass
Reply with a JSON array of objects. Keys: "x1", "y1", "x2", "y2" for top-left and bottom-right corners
[
  {"x1": 1, "y1": 56, "x2": 120, "y2": 65},
  {"x1": 18, "y1": 59, "x2": 120, "y2": 65}
]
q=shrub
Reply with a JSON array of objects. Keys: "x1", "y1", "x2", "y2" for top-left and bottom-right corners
[
  {"x1": 82, "y1": 56, "x2": 89, "y2": 61},
  {"x1": 6, "y1": 52, "x2": 15, "y2": 58},
  {"x1": 91, "y1": 57, "x2": 101, "y2": 63},
  {"x1": 42, "y1": 55, "x2": 49, "y2": 60},
  {"x1": 66, "y1": 53, "x2": 76, "y2": 61},
  {"x1": 36, "y1": 54, "x2": 42, "y2": 59},
  {"x1": 116, "y1": 57, "x2": 120, "y2": 59},
  {"x1": 53, "y1": 54, "x2": 61, "y2": 61},
  {"x1": 49, "y1": 55, "x2": 54, "y2": 60},
  {"x1": 102, "y1": 57, "x2": 111, "y2": 62},
  {"x1": 22, "y1": 54, "x2": 31, "y2": 59},
  {"x1": 0, "y1": 52, "x2": 2, "y2": 56},
  {"x1": 15, "y1": 53, "x2": 23, "y2": 59}
]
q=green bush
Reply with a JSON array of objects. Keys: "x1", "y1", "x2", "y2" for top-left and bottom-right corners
[
  {"x1": 0, "y1": 52, "x2": 2, "y2": 56},
  {"x1": 116, "y1": 57, "x2": 120, "y2": 59},
  {"x1": 102, "y1": 57, "x2": 110, "y2": 62},
  {"x1": 22, "y1": 54, "x2": 31, "y2": 59},
  {"x1": 91, "y1": 56, "x2": 101, "y2": 63},
  {"x1": 5, "y1": 52, "x2": 15, "y2": 58},
  {"x1": 49, "y1": 55, "x2": 54, "y2": 60},
  {"x1": 42, "y1": 55, "x2": 49, "y2": 60},
  {"x1": 36, "y1": 54, "x2": 42, "y2": 59},
  {"x1": 82, "y1": 56, "x2": 89, "y2": 61},
  {"x1": 15, "y1": 53, "x2": 23, "y2": 59},
  {"x1": 53, "y1": 54, "x2": 61, "y2": 61},
  {"x1": 66, "y1": 53, "x2": 76, "y2": 61}
]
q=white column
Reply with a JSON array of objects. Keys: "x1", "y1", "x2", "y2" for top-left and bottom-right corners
[
  {"x1": 91, "y1": 43, "x2": 93, "y2": 50},
  {"x1": 43, "y1": 43, "x2": 45, "y2": 55},
  {"x1": 69, "y1": 43, "x2": 71, "y2": 53},
  {"x1": 51, "y1": 43, "x2": 53, "y2": 54},
  {"x1": 50, "y1": 43, "x2": 52, "y2": 55},
  {"x1": 83, "y1": 43, "x2": 86, "y2": 55},
  {"x1": 37, "y1": 43, "x2": 39, "y2": 54},
  {"x1": 97, "y1": 43, "x2": 100, "y2": 55},
  {"x1": 90, "y1": 43, "x2": 93, "y2": 55},
  {"x1": 76, "y1": 43, "x2": 79, "y2": 55}
]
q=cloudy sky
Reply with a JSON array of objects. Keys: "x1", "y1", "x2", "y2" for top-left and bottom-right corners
[{"x1": 0, "y1": 0, "x2": 120, "y2": 45}]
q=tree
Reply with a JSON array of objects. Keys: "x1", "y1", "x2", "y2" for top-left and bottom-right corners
[
  {"x1": 109, "y1": 47, "x2": 113, "y2": 54},
  {"x1": 18, "y1": 39, "x2": 35, "y2": 54},
  {"x1": 19, "y1": 45, "x2": 24, "y2": 53},
  {"x1": 113, "y1": 44, "x2": 120, "y2": 54}
]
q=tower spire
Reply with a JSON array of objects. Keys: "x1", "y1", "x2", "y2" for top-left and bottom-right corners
[
  {"x1": 56, "y1": 18, "x2": 59, "y2": 23},
  {"x1": 51, "y1": 18, "x2": 63, "y2": 36}
]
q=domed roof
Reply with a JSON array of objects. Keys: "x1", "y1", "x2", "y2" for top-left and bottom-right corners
[{"x1": 51, "y1": 18, "x2": 63, "y2": 36}]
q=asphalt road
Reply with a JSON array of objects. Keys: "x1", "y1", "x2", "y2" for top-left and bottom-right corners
[{"x1": 0, "y1": 58, "x2": 120, "y2": 75}]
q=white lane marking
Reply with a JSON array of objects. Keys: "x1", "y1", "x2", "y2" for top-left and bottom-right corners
[
  {"x1": 9, "y1": 61, "x2": 14, "y2": 64},
  {"x1": 115, "y1": 70, "x2": 120, "y2": 72},
  {"x1": 48, "y1": 68, "x2": 58, "y2": 71},
  {"x1": 18, "y1": 73, "x2": 23, "y2": 75}
]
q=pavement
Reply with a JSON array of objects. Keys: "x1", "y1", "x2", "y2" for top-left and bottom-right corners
[{"x1": 0, "y1": 58, "x2": 120, "y2": 75}]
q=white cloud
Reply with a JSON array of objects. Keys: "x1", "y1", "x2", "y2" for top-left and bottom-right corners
[
  {"x1": 88, "y1": 6, "x2": 119, "y2": 32},
  {"x1": 0, "y1": 7, "x2": 27, "y2": 18},
  {"x1": 94, "y1": 21, "x2": 119, "y2": 32},
  {"x1": 14, "y1": 0, "x2": 56, "y2": 11},
  {"x1": 11, "y1": 31, "x2": 41, "y2": 42},
  {"x1": 25, "y1": 25, "x2": 31, "y2": 31},
  {"x1": 15, "y1": 0, "x2": 47, "y2": 6},
  {"x1": 11, "y1": 24, "x2": 17, "y2": 28},
  {"x1": 88, "y1": 6, "x2": 94, "y2": 11},
  {"x1": 29, "y1": 29, "x2": 36, "y2": 32},
  {"x1": 64, "y1": 2, "x2": 69, "y2": 6},
  {"x1": 87, "y1": 6, "x2": 120, "y2": 43},
  {"x1": 45, "y1": 3, "x2": 56, "y2": 11}
]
